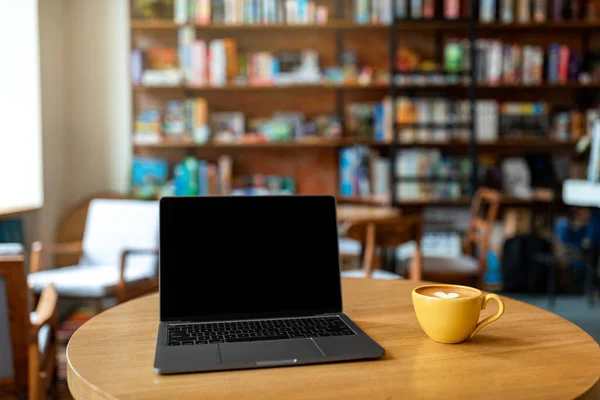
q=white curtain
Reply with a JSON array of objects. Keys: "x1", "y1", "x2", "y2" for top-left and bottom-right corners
[{"x1": 0, "y1": 0, "x2": 43, "y2": 215}]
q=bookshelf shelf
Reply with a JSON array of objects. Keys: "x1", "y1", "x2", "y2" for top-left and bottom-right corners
[
  {"x1": 133, "y1": 82, "x2": 600, "y2": 92},
  {"x1": 132, "y1": 83, "x2": 390, "y2": 91},
  {"x1": 133, "y1": 139, "x2": 576, "y2": 153},
  {"x1": 130, "y1": 19, "x2": 600, "y2": 32},
  {"x1": 133, "y1": 139, "x2": 385, "y2": 149},
  {"x1": 337, "y1": 195, "x2": 555, "y2": 207}
]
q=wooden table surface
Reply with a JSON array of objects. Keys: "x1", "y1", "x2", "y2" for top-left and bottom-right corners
[
  {"x1": 336, "y1": 205, "x2": 399, "y2": 223},
  {"x1": 67, "y1": 279, "x2": 600, "y2": 400}
]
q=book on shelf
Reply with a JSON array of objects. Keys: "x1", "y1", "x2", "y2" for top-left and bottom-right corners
[
  {"x1": 211, "y1": 111, "x2": 245, "y2": 141},
  {"x1": 339, "y1": 146, "x2": 390, "y2": 197},
  {"x1": 445, "y1": 0, "x2": 461, "y2": 19},
  {"x1": 163, "y1": 100, "x2": 187, "y2": 138},
  {"x1": 185, "y1": 97, "x2": 210, "y2": 143},
  {"x1": 474, "y1": 0, "x2": 596, "y2": 22},
  {"x1": 479, "y1": 0, "x2": 497, "y2": 22},
  {"x1": 232, "y1": 174, "x2": 297, "y2": 195},
  {"x1": 173, "y1": 155, "x2": 233, "y2": 196},
  {"x1": 131, "y1": 157, "x2": 169, "y2": 200},
  {"x1": 132, "y1": 0, "x2": 175, "y2": 19},
  {"x1": 552, "y1": 107, "x2": 598, "y2": 141},
  {"x1": 395, "y1": 149, "x2": 471, "y2": 201},
  {"x1": 474, "y1": 39, "x2": 587, "y2": 86},
  {"x1": 134, "y1": 110, "x2": 162, "y2": 144},
  {"x1": 500, "y1": 0, "x2": 514, "y2": 22},
  {"x1": 140, "y1": 47, "x2": 182, "y2": 86},
  {"x1": 499, "y1": 102, "x2": 548, "y2": 138},
  {"x1": 174, "y1": 0, "x2": 328, "y2": 25},
  {"x1": 423, "y1": 0, "x2": 435, "y2": 18}
]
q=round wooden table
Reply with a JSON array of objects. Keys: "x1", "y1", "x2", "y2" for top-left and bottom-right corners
[
  {"x1": 336, "y1": 205, "x2": 399, "y2": 223},
  {"x1": 67, "y1": 279, "x2": 600, "y2": 399}
]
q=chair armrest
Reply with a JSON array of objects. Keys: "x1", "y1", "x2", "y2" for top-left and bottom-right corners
[
  {"x1": 117, "y1": 249, "x2": 159, "y2": 303},
  {"x1": 119, "y1": 248, "x2": 160, "y2": 276},
  {"x1": 30, "y1": 240, "x2": 83, "y2": 273},
  {"x1": 30, "y1": 284, "x2": 58, "y2": 336}
]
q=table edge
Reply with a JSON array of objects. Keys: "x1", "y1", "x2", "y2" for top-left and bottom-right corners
[{"x1": 65, "y1": 283, "x2": 600, "y2": 399}]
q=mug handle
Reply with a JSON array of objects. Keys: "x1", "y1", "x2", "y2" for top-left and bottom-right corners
[{"x1": 469, "y1": 293, "x2": 505, "y2": 339}]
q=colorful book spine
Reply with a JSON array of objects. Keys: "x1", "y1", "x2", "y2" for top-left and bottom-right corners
[
  {"x1": 174, "y1": 0, "x2": 188, "y2": 23},
  {"x1": 423, "y1": 0, "x2": 435, "y2": 18},
  {"x1": 489, "y1": 41, "x2": 503, "y2": 85},
  {"x1": 213, "y1": 0, "x2": 225, "y2": 23},
  {"x1": 502, "y1": 45, "x2": 513, "y2": 83},
  {"x1": 411, "y1": 0, "x2": 423, "y2": 18},
  {"x1": 380, "y1": 0, "x2": 392, "y2": 24},
  {"x1": 517, "y1": 0, "x2": 531, "y2": 22},
  {"x1": 558, "y1": 45, "x2": 570, "y2": 84},
  {"x1": 355, "y1": 0, "x2": 370, "y2": 23},
  {"x1": 396, "y1": 0, "x2": 408, "y2": 18},
  {"x1": 196, "y1": 0, "x2": 211, "y2": 24},
  {"x1": 445, "y1": 0, "x2": 460, "y2": 19},
  {"x1": 209, "y1": 39, "x2": 227, "y2": 86},
  {"x1": 521, "y1": 45, "x2": 533, "y2": 84},
  {"x1": 131, "y1": 49, "x2": 142, "y2": 85},
  {"x1": 532, "y1": 46, "x2": 544, "y2": 84},
  {"x1": 533, "y1": 0, "x2": 547, "y2": 21},
  {"x1": 191, "y1": 41, "x2": 207, "y2": 86},
  {"x1": 552, "y1": 0, "x2": 563, "y2": 20},
  {"x1": 480, "y1": 0, "x2": 496, "y2": 22},
  {"x1": 500, "y1": 0, "x2": 514, "y2": 22},
  {"x1": 547, "y1": 44, "x2": 560, "y2": 83},
  {"x1": 298, "y1": 0, "x2": 308, "y2": 23},
  {"x1": 178, "y1": 26, "x2": 195, "y2": 83},
  {"x1": 340, "y1": 148, "x2": 355, "y2": 196}
]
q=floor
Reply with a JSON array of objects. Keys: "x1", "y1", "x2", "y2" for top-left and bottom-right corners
[{"x1": 503, "y1": 293, "x2": 600, "y2": 344}]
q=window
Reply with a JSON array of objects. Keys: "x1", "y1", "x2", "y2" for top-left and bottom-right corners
[{"x1": 0, "y1": 0, "x2": 43, "y2": 215}]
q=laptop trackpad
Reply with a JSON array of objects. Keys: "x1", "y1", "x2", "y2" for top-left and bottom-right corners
[{"x1": 219, "y1": 339, "x2": 324, "y2": 365}]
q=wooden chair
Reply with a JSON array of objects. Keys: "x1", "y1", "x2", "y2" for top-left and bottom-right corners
[
  {"x1": 413, "y1": 187, "x2": 501, "y2": 287},
  {"x1": 0, "y1": 245, "x2": 58, "y2": 400},
  {"x1": 341, "y1": 215, "x2": 423, "y2": 281},
  {"x1": 28, "y1": 198, "x2": 160, "y2": 311}
]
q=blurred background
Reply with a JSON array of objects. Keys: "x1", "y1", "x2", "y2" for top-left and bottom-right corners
[{"x1": 1, "y1": 0, "x2": 600, "y2": 398}]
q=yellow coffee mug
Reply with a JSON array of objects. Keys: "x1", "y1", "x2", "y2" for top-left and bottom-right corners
[{"x1": 412, "y1": 284, "x2": 505, "y2": 344}]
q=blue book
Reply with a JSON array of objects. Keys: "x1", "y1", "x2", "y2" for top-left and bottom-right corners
[
  {"x1": 339, "y1": 148, "x2": 355, "y2": 196},
  {"x1": 373, "y1": 103, "x2": 384, "y2": 141},
  {"x1": 174, "y1": 157, "x2": 199, "y2": 196},
  {"x1": 298, "y1": 0, "x2": 307, "y2": 22},
  {"x1": 548, "y1": 44, "x2": 560, "y2": 84},
  {"x1": 131, "y1": 157, "x2": 169, "y2": 199},
  {"x1": 354, "y1": 0, "x2": 370, "y2": 24},
  {"x1": 271, "y1": 57, "x2": 280, "y2": 78},
  {"x1": 411, "y1": 0, "x2": 422, "y2": 19},
  {"x1": 198, "y1": 160, "x2": 209, "y2": 195}
]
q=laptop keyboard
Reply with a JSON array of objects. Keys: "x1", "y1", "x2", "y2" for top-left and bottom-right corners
[{"x1": 167, "y1": 316, "x2": 355, "y2": 346}]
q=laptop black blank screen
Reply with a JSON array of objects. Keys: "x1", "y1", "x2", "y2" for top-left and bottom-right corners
[{"x1": 159, "y1": 196, "x2": 343, "y2": 322}]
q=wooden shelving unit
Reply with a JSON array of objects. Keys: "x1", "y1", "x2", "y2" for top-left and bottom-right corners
[
  {"x1": 130, "y1": 1, "x2": 591, "y2": 206},
  {"x1": 131, "y1": 19, "x2": 600, "y2": 31},
  {"x1": 134, "y1": 138, "x2": 577, "y2": 153}
]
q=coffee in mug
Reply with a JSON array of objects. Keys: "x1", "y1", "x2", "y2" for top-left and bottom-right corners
[
  {"x1": 412, "y1": 284, "x2": 505, "y2": 344},
  {"x1": 416, "y1": 286, "x2": 479, "y2": 299}
]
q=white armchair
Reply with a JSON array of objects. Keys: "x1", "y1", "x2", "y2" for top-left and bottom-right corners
[{"x1": 28, "y1": 199, "x2": 159, "y2": 309}]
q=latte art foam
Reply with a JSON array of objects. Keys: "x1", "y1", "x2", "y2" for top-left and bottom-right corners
[{"x1": 417, "y1": 286, "x2": 479, "y2": 299}]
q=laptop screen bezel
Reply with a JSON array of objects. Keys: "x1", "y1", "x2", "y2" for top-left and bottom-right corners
[{"x1": 158, "y1": 195, "x2": 344, "y2": 323}]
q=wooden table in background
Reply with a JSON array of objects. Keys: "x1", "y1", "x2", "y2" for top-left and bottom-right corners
[
  {"x1": 336, "y1": 205, "x2": 400, "y2": 223},
  {"x1": 67, "y1": 279, "x2": 600, "y2": 399}
]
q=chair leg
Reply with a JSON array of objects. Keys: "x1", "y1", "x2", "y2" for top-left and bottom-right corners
[
  {"x1": 548, "y1": 262, "x2": 557, "y2": 309},
  {"x1": 93, "y1": 298, "x2": 103, "y2": 314},
  {"x1": 584, "y1": 249, "x2": 597, "y2": 308}
]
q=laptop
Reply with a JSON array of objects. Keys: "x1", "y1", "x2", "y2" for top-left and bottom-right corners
[{"x1": 154, "y1": 195, "x2": 385, "y2": 374}]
